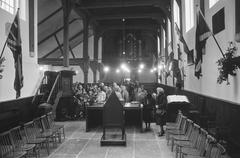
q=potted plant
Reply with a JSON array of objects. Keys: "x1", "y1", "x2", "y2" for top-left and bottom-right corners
[{"x1": 217, "y1": 42, "x2": 240, "y2": 84}]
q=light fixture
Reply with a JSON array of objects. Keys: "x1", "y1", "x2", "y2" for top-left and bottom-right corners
[
  {"x1": 138, "y1": 69, "x2": 142, "y2": 73},
  {"x1": 139, "y1": 63, "x2": 145, "y2": 69},
  {"x1": 116, "y1": 69, "x2": 120, "y2": 73},
  {"x1": 120, "y1": 63, "x2": 127, "y2": 70},
  {"x1": 103, "y1": 66, "x2": 110, "y2": 73},
  {"x1": 39, "y1": 65, "x2": 48, "y2": 72}
]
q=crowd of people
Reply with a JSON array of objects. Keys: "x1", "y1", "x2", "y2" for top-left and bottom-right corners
[{"x1": 72, "y1": 81, "x2": 167, "y2": 137}]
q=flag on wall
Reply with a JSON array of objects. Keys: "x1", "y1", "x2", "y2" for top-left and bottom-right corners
[
  {"x1": 195, "y1": 10, "x2": 211, "y2": 79},
  {"x1": 175, "y1": 23, "x2": 190, "y2": 55},
  {"x1": 6, "y1": 9, "x2": 23, "y2": 98}
]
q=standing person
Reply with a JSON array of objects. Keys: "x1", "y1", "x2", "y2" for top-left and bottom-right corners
[
  {"x1": 155, "y1": 87, "x2": 167, "y2": 136},
  {"x1": 121, "y1": 85, "x2": 129, "y2": 102},
  {"x1": 143, "y1": 93, "x2": 156, "y2": 131}
]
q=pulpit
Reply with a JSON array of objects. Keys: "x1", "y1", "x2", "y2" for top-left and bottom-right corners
[
  {"x1": 166, "y1": 95, "x2": 190, "y2": 122},
  {"x1": 55, "y1": 70, "x2": 76, "y2": 121},
  {"x1": 101, "y1": 92, "x2": 126, "y2": 146}
]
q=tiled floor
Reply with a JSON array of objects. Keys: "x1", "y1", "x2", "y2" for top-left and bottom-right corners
[{"x1": 40, "y1": 121, "x2": 174, "y2": 158}]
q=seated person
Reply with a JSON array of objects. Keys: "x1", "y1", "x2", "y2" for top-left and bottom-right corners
[{"x1": 95, "y1": 87, "x2": 106, "y2": 103}]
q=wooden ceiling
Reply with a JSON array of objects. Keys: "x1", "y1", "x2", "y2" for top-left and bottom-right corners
[{"x1": 38, "y1": 0, "x2": 170, "y2": 62}]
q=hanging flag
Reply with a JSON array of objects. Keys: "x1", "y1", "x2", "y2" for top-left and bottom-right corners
[
  {"x1": 195, "y1": 10, "x2": 211, "y2": 79},
  {"x1": 175, "y1": 23, "x2": 190, "y2": 55},
  {"x1": 7, "y1": 9, "x2": 23, "y2": 98}
]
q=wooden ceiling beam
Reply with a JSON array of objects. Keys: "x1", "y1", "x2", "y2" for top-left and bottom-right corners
[
  {"x1": 78, "y1": 0, "x2": 170, "y2": 17},
  {"x1": 40, "y1": 30, "x2": 83, "y2": 59},
  {"x1": 38, "y1": 58, "x2": 84, "y2": 66},
  {"x1": 91, "y1": 13, "x2": 163, "y2": 21}
]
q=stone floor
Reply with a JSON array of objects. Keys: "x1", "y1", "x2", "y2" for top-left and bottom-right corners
[{"x1": 39, "y1": 121, "x2": 175, "y2": 158}]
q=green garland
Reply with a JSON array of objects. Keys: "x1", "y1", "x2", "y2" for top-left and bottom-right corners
[
  {"x1": 0, "y1": 57, "x2": 5, "y2": 79},
  {"x1": 216, "y1": 42, "x2": 240, "y2": 84}
]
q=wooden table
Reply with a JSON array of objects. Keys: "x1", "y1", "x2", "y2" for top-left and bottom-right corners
[{"x1": 86, "y1": 102, "x2": 143, "y2": 132}]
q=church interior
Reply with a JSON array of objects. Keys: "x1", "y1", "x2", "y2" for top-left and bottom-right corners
[{"x1": 0, "y1": 0, "x2": 240, "y2": 157}]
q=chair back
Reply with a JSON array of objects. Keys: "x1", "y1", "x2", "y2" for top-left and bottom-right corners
[
  {"x1": 195, "y1": 128, "x2": 208, "y2": 156},
  {"x1": 179, "y1": 116, "x2": 188, "y2": 132},
  {"x1": 41, "y1": 115, "x2": 50, "y2": 130},
  {"x1": 9, "y1": 126, "x2": 25, "y2": 150},
  {"x1": 47, "y1": 112, "x2": 55, "y2": 128},
  {"x1": 210, "y1": 143, "x2": 226, "y2": 158},
  {"x1": 175, "y1": 110, "x2": 182, "y2": 124},
  {"x1": 205, "y1": 135, "x2": 216, "y2": 158},
  {"x1": 33, "y1": 117, "x2": 44, "y2": 133},
  {"x1": 189, "y1": 123, "x2": 200, "y2": 147},
  {"x1": 0, "y1": 131, "x2": 14, "y2": 158},
  {"x1": 23, "y1": 121, "x2": 38, "y2": 141},
  {"x1": 185, "y1": 119, "x2": 193, "y2": 138}
]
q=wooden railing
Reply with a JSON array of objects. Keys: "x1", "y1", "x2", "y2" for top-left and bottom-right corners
[
  {"x1": 31, "y1": 75, "x2": 46, "y2": 104},
  {"x1": 46, "y1": 73, "x2": 60, "y2": 104}
]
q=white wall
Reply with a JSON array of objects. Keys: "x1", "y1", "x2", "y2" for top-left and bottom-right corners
[
  {"x1": 0, "y1": 0, "x2": 42, "y2": 101},
  {"x1": 175, "y1": 0, "x2": 240, "y2": 103}
]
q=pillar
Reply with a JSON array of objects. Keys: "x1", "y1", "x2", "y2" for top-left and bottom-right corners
[
  {"x1": 61, "y1": 0, "x2": 72, "y2": 67},
  {"x1": 93, "y1": 27, "x2": 99, "y2": 83},
  {"x1": 83, "y1": 17, "x2": 89, "y2": 84}
]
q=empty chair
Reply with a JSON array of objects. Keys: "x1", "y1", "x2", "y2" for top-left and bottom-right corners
[
  {"x1": 23, "y1": 121, "x2": 50, "y2": 155},
  {"x1": 46, "y1": 112, "x2": 65, "y2": 142},
  {"x1": 166, "y1": 110, "x2": 182, "y2": 128},
  {"x1": 174, "y1": 123, "x2": 200, "y2": 155},
  {"x1": 210, "y1": 143, "x2": 226, "y2": 158},
  {"x1": 9, "y1": 126, "x2": 38, "y2": 157},
  {"x1": 166, "y1": 111, "x2": 183, "y2": 131},
  {"x1": 182, "y1": 135, "x2": 216, "y2": 158},
  {"x1": 170, "y1": 119, "x2": 193, "y2": 151},
  {"x1": 33, "y1": 116, "x2": 57, "y2": 148},
  {"x1": 166, "y1": 116, "x2": 188, "y2": 144},
  {"x1": 0, "y1": 131, "x2": 27, "y2": 158},
  {"x1": 179, "y1": 128, "x2": 208, "y2": 158}
]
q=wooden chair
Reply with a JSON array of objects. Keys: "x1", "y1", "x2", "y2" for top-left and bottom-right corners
[
  {"x1": 182, "y1": 135, "x2": 216, "y2": 158},
  {"x1": 0, "y1": 131, "x2": 27, "y2": 158},
  {"x1": 46, "y1": 112, "x2": 65, "y2": 142},
  {"x1": 166, "y1": 116, "x2": 188, "y2": 144},
  {"x1": 179, "y1": 128, "x2": 208, "y2": 158},
  {"x1": 23, "y1": 121, "x2": 49, "y2": 155},
  {"x1": 33, "y1": 117, "x2": 57, "y2": 148},
  {"x1": 166, "y1": 110, "x2": 182, "y2": 128},
  {"x1": 210, "y1": 143, "x2": 226, "y2": 158},
  {"x1": 166, "y1": 111, "x2": 183, "y2": 130},
  {"x1": 9, "y1": 126, "x2": 39, "y2": 157},
  {"x1": 170, "y1": 119, "x2": 193, "y2": 151},
  {"x1": 174, "y1": 123, "x2": 200, "y2": 156}
]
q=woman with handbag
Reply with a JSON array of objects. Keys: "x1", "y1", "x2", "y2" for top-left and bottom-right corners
[
  {"x1": 155, "y1": 87, "x2": 167, "y2": 136},
  {"x1": 143, "y1": 93, "x2": 156, "y2": 131}
]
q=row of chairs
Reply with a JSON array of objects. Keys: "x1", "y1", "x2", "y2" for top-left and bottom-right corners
[
  {"x1": 0, "y1": 112, "x2": 65, "y2": 158},
  {"x1": 165, "y1": 111, "x2": 226, "y2": 158}
]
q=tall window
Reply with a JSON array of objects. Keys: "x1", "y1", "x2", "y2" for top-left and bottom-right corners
[
  {"x1": 209, "y1": 0, "x2": 219, "y2": 8},
  {"x1": 185, "y1": 0, "x2": 194, "y2": 32},
  {"x1": 0, "y1": 0, "x2": 17, "y2": 14},
  {"x1": 174, "y1": 0, "x2": 180, "y2": 29},
  {"x1": 0, "y1": 0, "x2": 25, "y2": 20}
]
